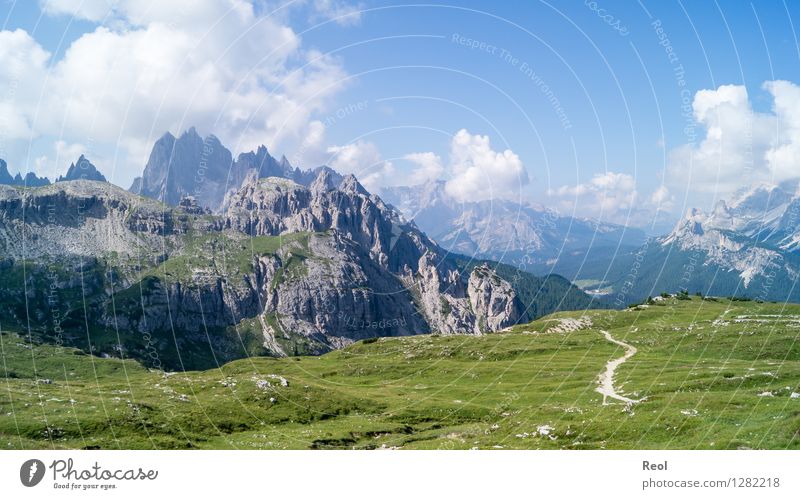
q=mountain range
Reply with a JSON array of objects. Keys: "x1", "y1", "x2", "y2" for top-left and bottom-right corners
[
  {"x1": 380, "y1": 178, "x2": 800, "y2": 303},
  {"x1": 129, "y1": 127, "x2": 340, "y2": 212},
  {"x1": 0, "y1": 158, "x2": 50, "y2": 187},
  {"x1": 551, "y1": 181, "x2": 800, "y2": 303},
  {"x1": 0, "y1": 131, "x2": 599, "y2": 370},
  {"x1": 3, "y1": 126, "x2": 800, "y2": 371}
]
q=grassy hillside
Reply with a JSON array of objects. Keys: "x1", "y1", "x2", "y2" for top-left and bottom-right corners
[{"x1": 1, "y1": 296, "x2": 798, "y2": 449}]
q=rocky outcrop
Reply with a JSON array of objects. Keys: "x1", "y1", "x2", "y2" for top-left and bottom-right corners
[
  {"x1": 468, "y1": 264, "x2": 524, "y2": 331},
  {"x1": 260, "y1": 232, "x2": 427, "y2": 352},
  {"x1": 223, "y1": 171, "x2": 410, "y2": 266},
  {"x1": 0, "y1": 180, "x2": 200, "y2": 260}
]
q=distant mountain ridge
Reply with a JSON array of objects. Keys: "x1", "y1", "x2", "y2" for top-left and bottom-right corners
[
  {"x1": 559, "y1": 181, "x2": 800, "y2": 303},
  {"x1": 0, "y1": 159, "x2": 50, "y2": 187},
  {"x1": 1, "y1": 154, "x2": 106, "y2": 187},
  {"x1": 57, "y1": 154, "x2": 106, "y2": 182},
  {"x1": 380, "y1": 180, "x2": 646, "y2": 269}
]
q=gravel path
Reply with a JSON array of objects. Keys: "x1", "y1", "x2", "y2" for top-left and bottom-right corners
[{"x1": 595, "y1": 330, "x2": 644, "y2": 405}]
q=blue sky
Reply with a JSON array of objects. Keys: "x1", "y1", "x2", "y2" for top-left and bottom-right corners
[{"x1": 2, "y1": 1, "x2": 800, "y2": 230}]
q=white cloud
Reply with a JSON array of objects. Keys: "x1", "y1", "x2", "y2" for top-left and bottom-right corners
[
  {"x1": 0, "y1": 29, "x2": 50, "y2": 142},
  {"x1": 289, "y1": 120, "x2": 328, "y2": 168},
  {"x1": 668, "y1": 81, "x2": 800, "y2": 194},
  {"x1": 650, "y1": 184, "x2": 673, "y2": 210},
  {"x1": 39, "y1": 0, "x2": 115, "y2": 22},
  {"x1": 444, "y1": 129, "x2": 528, "y2": 203},
  {"x1": 548, "y1": 172, "x2": 669, "y2": 226},
  {"x1": 3, "y1": 1, "x2": 352, "y2": 184},
  {"x1": 326, "y1": 140, "x2": 394, "y2": 192},
  {"x1": 306, "y1": 0, "x2": 363, "y2": 26},
  {"x1": 551, "y1": 171, "x2": 638, "y2": 213},
  {"x1": 55, "y1": 140, "x2": 87, "y2": 161},
  {"x1": 341, "y1": 129, "x2": 527, "y2": 200},
  {"x1": 404, "y1": 152, "x2": 443, "y2": 185}
]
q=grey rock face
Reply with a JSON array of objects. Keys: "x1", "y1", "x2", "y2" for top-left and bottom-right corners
[
  {"x1": 223, "y1": 170, "x2": 527, "y2": 338},
  {"x1": 468, "y1": 264, "x2": 524, "y2": 331},
  {"x1": 261, "y1": 232, "x2": 428, "y2": 352},
  {"x1": 133, "y1": 128, "x2": 234, "y2": 211},
  {"x1": 0, "y1": 180, "x2": 187, "y2": 260},
  {"x1": 132, "y1": 128, "x2": 330, "y2": 213}
]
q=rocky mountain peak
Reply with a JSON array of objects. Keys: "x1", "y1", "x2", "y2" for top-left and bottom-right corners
[
  {"x1": 339, "y1": 174, "x2": 368, "y2": 196},
  {"x1": 381, "y1": 180, "x2": 645, "y2": 267},
  {"x1": 57, "y1": 155, "x2": 107, "y2": 183},
  {"x1": 135, "y1": 127, "x2": 234, "y2": 210},
  {"x1": 310, "y1": 167, "x2": 337, "y2": 194},
  {"x1": 159, "y1": 130, "x2": 176, "y2": 142},
  {"x1": 182, "y1": 126, "x2": 201, "y2": 140}
]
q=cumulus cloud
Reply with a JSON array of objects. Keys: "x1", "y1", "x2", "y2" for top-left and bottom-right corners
[
  {"x1": 444, "y1": 129, "x2": 528, "y2": 203},
  {"x1": 548, "y1": 172, "x2": 670, "y2": 226},
  {"x1": 39, "y1": 0, "x2": 115, "y2": 22},
  {"x1": 306, "y1": 0, "x2": 363, "y2": 26},
  {"x1": 326, "y1": 140, "x2": 394, "y2": 192},
  {"x1": 3, "y1": 1, "x2": 353, "y2": 183},
  {"x1": 404, "y1": 152, "x2": 443, "y2": 185},
  {"x1": 668, "y1": 81, "x2": 800, "y2": 194},
  {"x1": 649, "y1": 184, "x2": 673, "y2": 210},
  {"x1": 0, "y1": 29, "x2": 50, "y2": 142},
  {"x1": 348, "y1": 129, "x2": 527, "y2": 200}
]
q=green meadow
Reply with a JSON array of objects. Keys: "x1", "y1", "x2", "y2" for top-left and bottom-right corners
[{"x1": 1, "y1": 296, "x2": 798, "y2": 449}]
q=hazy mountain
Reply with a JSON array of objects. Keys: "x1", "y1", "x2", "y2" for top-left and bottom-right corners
[
  {"x1": 0, "y1": 158, "x2": 50, "y2": 187},
  {"x1": 381, "y1": 180, "x2": 646, "y2": 270},
  {"x1": 567, "y1": 182, "x2": 800, "y2": 303},
  {"x1": 56, "y1": 154, "x2": 107, "y2": 182}
]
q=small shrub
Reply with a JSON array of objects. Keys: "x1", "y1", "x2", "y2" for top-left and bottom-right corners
[{"x1": 361, "y1": 337, "x2": 379, "y2": 344}]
